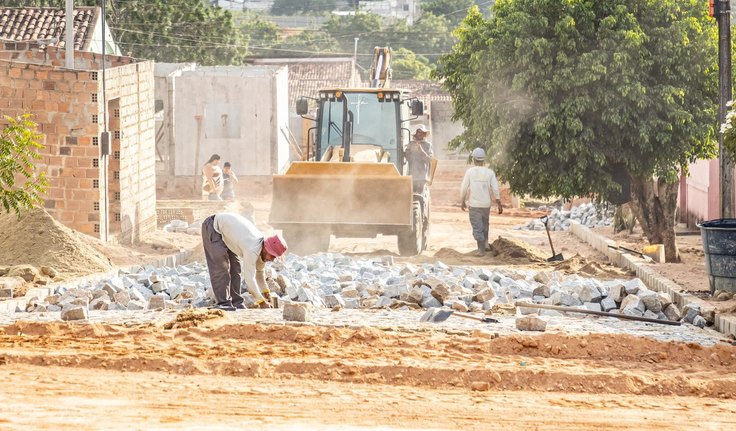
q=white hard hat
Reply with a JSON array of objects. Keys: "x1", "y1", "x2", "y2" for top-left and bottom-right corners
[
  {"x1": 414, "y1": 124, "x2": 428, "y2": 133},
  {"x1": 471, "y1": 147, "x2": 486, "y2": 160}
]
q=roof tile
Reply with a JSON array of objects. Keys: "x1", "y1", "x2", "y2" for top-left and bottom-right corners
[{"x1": 0, "y1": 7, "x2": 97, "y2": 51}]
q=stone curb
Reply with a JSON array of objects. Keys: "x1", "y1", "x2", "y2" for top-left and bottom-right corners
[
  {"x1": 570, "y1": 221, "x2": 735, "y2": 338},
  {"x1": 0, "y1": 250, "x2": 192, "y2": 315}
]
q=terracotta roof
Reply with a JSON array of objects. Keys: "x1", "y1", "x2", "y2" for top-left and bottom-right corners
[
  {"x1": 253, "y1": 57, "x2": 356, "y2": 106},
  {"x1": 0, "y1": 7, "x2": 97, "y2": 51},
  {"x1": 389, "y1": 79, "x2": 452, "y2": 102}
]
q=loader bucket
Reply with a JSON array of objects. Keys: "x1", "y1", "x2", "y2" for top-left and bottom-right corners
[{"x1": 269, "y1": 162, "x2": 413, "y2": 232}]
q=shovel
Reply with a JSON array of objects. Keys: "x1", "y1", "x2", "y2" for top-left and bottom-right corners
[
  {"x1": 420, "y1": 308, "x2": 499, "y2": 324},
  {"x1": 540, "y1": 216, "x2": 564, "y2": 262}
]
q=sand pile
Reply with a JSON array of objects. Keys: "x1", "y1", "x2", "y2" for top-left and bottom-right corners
[
  {"x1": 487, "y1": 237, "x2": 548, "y2": 263},
  {"x1": 553, "y1": 254, "x2": 632, "y2": 279},
  {"x1": 0, "y1": 209, "x2": 113, "y2": 277},
  {"x1": 164, "y1": 308, "x2": 229, "y2": 330},
  {"x1": 433, "y1": 237, "x2": 549, "y2": 264}
]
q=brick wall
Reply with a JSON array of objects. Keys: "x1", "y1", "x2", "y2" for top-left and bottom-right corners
[{"x1": 0, "y1": 42, "x2": 156, "y2": 243}]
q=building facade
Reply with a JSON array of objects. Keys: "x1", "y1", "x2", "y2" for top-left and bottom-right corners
[{"x1": 0, "y1": 41, "x2": 156, "y2": 243}]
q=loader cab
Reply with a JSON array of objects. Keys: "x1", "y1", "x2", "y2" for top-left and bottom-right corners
[{"x1": 309, "y1": 89, "x2": 409, "y2": 172}]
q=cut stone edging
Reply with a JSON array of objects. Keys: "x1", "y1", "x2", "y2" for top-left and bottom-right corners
[
  {"x1": 570, "y1": 221, "x2": 736, "y2": 338},
  {"x1": 0, "y1": 250, "x2": 192, "y2": 315}
]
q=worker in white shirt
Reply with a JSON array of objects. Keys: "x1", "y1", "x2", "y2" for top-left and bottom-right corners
[
  {"x1": 201, "y1": 212, "x2": 287, "y2": 310},
  {"x1": 460, "y1": 148, "x2": 503, "y2": 257}
]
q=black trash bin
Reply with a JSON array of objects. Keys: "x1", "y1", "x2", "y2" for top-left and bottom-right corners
[{"x1": 697, "y1": 219, "x2": 736, "y2": 294}]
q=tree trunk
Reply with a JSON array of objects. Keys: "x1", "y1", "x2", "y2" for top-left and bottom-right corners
[{"x1": 628, "y1": 175, "x2": 681, "y2": 263}]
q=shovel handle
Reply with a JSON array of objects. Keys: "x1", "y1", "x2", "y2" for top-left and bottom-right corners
[
  {"x1": 452, "y1": 312, "x2": 499, "y2": 324},
  {"x1": 515, "y1": 302, "x2": 680, "y2": 326},
  {"x1": 541, "y1": 216, "x2": 557, "y2": 256}
]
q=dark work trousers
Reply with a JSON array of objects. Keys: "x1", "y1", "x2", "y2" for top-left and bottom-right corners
[
  {"x1": 468, "y1": 207, "x2": 491, "y2": 244},
  {"x1": 201, "y1": 215, "x2": 244, "y2": 307}
]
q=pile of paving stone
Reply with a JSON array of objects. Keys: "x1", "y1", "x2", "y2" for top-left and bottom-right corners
[
  {"x1": 162, "y1": 219, "x2": 202, "y2": 236},
  {"x1": 517, "y1": 203, "x2": 614, "y2": 231},
  {"x1": 13, "y1": 253, "x2": 708, "y2": 329}
]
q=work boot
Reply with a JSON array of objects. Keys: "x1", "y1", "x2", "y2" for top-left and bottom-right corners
[
  {"x1": 210, "y1": 303, "x2": 236, "y2": 312},
  {"x1": 476, "y1": 241, "x2": 486, "y2": 257}
]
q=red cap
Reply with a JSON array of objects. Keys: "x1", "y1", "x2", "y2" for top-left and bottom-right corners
[{"x1": 264, "y1": 234, "x2": 287, "y2": 258}]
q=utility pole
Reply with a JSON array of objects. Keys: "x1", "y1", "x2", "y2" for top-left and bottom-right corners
[
  {"x1": 65, "y1": 0, "x2": 74, "y2": 69},
  {"x1": 718, "y1": 0, "x2": 734, "y2": 218},
  {"x1": 353, "y1": 37, "x2": 359, "y2": 86}
]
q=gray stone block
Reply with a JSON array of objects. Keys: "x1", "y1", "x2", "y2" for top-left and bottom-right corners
[
  {"x1": 451, "y1": 301, "x2": 469, "y2": 312},
  {"x1": 113, "y1": 291, "x2": 131, "y2": 306},
  {"x1": 90, "y1": 297, "x2": 110, "y2": 310},
  {"x1": 516, "y1": 316, "x2": 547, "y2": 332},
  {"x1": 620, "y1": 295, "x2": 645, "y2": 314},
  {"x1": 606, "y1": 282, "x2": 625, "y2": 303},
  {"x1": 683, "y1": 303, "x2": 701, "y2": 324},
  {"x1": 692, "y1": 315, "x2": 707, "y2": 328},
  {"x1": 663, "y1": 303, "x2": 682, "y2": 321},
  {"x1": 61, "y1": 305, "x2": 88, "y2": 321},
  {"x1": 474, "y1": 287, "x2": 496, "y2": 303},
  {"x1": 127, "y1": 300, "x2": 145, "y2": 310},
  {"x1": 623, "y1": 279, "x2": 645, "y2": 295},
  {"x1": 532, "y1": 285, "x2": 550, "y2": 298},
  {"x1": 148, "y1": 294, "x2": 167, "y2": 310},
  {"x1": 422, "y1": 296, "x2": 442, "y2": 309},
  {"x1": 600, "y1": 297, "x2": 617, "y2": 312},
  {"x1": 283, "y1": 302, "x2": 311, "y2": 322},
  {"x1": 583, "y1": 302, "x2": 602, "y2": 312},
  {"x1": 639, "y1": 291, "x2": 663, "y2": 313},
  {"x1": 431, "y1": 283, "x2": 451, "y2": 304},
  {"x1": 549, "y1": 292, "x2": 581, "y2": 307},
  {"x1": 576, "y1": 284, "x2": 602, "y2": 303},
  {"x1": 324, "y1": 294, "x2": 345, "y2": 308}
]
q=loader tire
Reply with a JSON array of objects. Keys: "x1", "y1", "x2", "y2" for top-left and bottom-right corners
[{"x1": 398, "y1": 202, "x2": 422, "y2": 256}]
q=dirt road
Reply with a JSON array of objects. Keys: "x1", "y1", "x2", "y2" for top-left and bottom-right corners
[
  {"x1": 1, "y1": 320, "x2": 735, "y2": 430},
  {"x1": 2, "y1": 193, "x2": 735, "y2": 429}
]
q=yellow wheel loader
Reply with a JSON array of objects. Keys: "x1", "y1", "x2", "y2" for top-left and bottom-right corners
[{"x1": 269, "y1": 48, "x2": 434, "y2": 255}]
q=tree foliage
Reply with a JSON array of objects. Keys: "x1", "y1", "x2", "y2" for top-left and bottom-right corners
[
  {"x1": 436, "y1": 1, "x2": 718, "y2": 261},
  {"x1": 421, "y1": 0, "x2": 494, "y2": 26},
  {"x1": 0, "y1": 115, "x2": 48, "y2": 216},
  {"x1": 392, "y1": 48, "x2": 432, "y2": 80},
  {"x1": 109, "y1": 0, "x2": 247, "y2": 65},
  {"x1": 271, "y1": 0, "x2": 337, "y2": 15}
]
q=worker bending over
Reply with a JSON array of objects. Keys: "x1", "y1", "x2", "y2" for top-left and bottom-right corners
[{"x1": 201, "y1": 212, "x2": 287, "y2": 310}]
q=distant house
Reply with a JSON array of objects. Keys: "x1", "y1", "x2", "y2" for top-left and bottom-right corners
[
  {"x1": 0, "y1": 6, "x2": 121, "y2": 56},
  {"x1": 679, "y1": 160, "x2": 736, "y2": 227}
]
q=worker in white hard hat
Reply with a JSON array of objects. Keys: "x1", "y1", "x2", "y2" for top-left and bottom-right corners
[
  {"x1": 460, "y1": 147, "x2": 503, "y2": 257},
  {"x1": 405, "y1": 124, "x2": 434, "y2": 194}
]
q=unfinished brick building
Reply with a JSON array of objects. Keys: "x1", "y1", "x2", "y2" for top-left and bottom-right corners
[{"x1": 0, "y1": 41, "x2": 156, "y2": 243}]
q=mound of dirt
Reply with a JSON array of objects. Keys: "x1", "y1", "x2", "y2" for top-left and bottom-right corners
[
  {"x1": 0, "y1": 209, "x2": 113, "y2": 277},
  {"x1": 433, "y1": 237, "x2": 549, "y2": 264},
  {"x1": 164, "y1": 308, "x2": 229, "y2": 330},
  {"x1": 487, "y1": 237, "x2": 548, "y2": 263},
  {"x1": 553, "y1": 254, "x2": 632, "y2": 279}
]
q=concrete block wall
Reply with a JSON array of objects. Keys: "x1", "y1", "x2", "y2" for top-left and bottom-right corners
[{"x1": 0, "y1": 41, "x2": 156, "y2": 243}]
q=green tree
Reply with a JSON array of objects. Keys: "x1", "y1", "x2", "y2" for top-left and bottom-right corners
[
  {"x1": 241, "y1": 15, "x2": 281, "y2": 53},
  {"x1": 421, "y1": 0, "x2": 494, "y2": 26},
  {"x1": 109, "y1": 0, "x2": 247, "y2": 65},
  {"x1": 271, "y1": 0, "x2": 337, "y2": 15},
  {"x1": 270, "y1": 31, "x2": 339, "y2": 57},
  {"x1": 436, "y1": 2, "x2": 718, "y2": 262},
  {"x1": 392, "y1": 48, "x2": 433, "y2": 79},
  {"x1": 0, "y1": 115, "x2": 48, "y2": 216}
]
